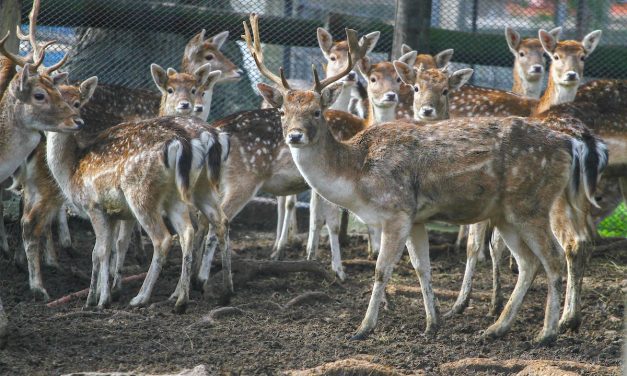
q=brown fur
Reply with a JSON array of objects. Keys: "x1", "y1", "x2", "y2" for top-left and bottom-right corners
[{"x1": 180, "y1": 30, "x2": 240, "y2": 81}]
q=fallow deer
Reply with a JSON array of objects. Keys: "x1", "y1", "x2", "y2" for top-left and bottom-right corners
[
  {"x1": 400, "y1": 44, "x2": 454, "y2": 71},
  {"x1": 395, "y1": 59, "x2": 610, "y2": 331},
  {"x1": 0, "y1": 26, "x2": 83, "y2": 346},
  {"x1": 505, "y1": 27, "x2": 562, "y2": 99},
  {"x1": 249, "y1": 13, "x2": 606, "y2": 344}
]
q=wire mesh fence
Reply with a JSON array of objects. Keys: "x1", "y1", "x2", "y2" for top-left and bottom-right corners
[{"x1": 19, "y1": 0, "x2": 627, "y2": 122}]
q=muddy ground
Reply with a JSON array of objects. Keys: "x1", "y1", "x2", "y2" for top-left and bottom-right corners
[{"x1": 0, "y1": 218, "x2": 624, "y2": 375}]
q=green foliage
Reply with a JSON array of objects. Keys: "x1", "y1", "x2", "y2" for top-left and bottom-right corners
[{"x1": 598, "y1": 202, "x2": 627, "y2": 238}]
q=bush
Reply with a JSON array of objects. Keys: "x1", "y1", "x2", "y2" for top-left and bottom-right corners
[{"x1": 597, "y1": 202, "x2": 627, "y2": 238}]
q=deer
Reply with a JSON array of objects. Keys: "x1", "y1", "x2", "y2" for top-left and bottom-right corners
[
  {"x1": 400, "y1": 44, "x2": 455, "y2": 71},
  {"x1": 394, "y1": 58, "x2": 610, "y2": 331},
  {"x1": 505, "y1": 27, "x2": 562, "y2": 99},
  {"x1": 0, "y1": 23, "x2": 84, "y2": 347},
  {"x1": 248, "y1": 13, "x2": 607, "y2": 344}
]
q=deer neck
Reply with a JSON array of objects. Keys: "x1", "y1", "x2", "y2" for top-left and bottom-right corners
[
  {"x1": 329, "y1": 86, "x2": 353, "y2": 112},
  {"x1": 366, "y1": 100, "x2": 397, "y2": 126},
  {"x1": 198, "y1": 88, "x2": 214, "y2": 121},
  {"x1": 289, "y1": 122, "x2": 362, "y2": 208},
  {"x1": 45, "y1": 131, "x2": 80, "y2": 205},
  {"x1": 512, "y1": 62, "x2": 542, "y2": 99},
  {"x1": 0, "y1": 92, "x2": 42, "y2": 181},
  {"x1": 534, "y1": 70, "x2": 578, "y2": 115}
]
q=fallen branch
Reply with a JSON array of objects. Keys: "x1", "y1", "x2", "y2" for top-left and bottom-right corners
[
  {"x1": 284, "y1": 292, "x2": 332, "y2": 308},
  {"x1": 46, "y1": 272, "x2": 147, "y2": 308},
  {"x1": 386, "y1": 284, "x2": 491, "y2": 301}
]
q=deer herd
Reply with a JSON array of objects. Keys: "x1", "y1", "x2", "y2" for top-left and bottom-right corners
[{"x1": 0, "y1": 1, "x2": 625, "y2": 350}]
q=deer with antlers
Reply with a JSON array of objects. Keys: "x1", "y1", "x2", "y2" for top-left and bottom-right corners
[{"x1": 248, "y1": 13, "x2": 606, "y2": 343}]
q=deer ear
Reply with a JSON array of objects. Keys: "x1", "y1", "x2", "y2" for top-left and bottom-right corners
[
  {"x1": 582, "y1": 30, "x2": 602, "y2": 55},
  {"x1": 150, "y1": 63, "x2": 168, "y2": 93},
  {"x1": 357, "y1": 55, "x2": 372, "y2": 79},
  {"x1": 397, "y1": 50, "x2": 417, "y2": 67},
  {"x1": 16, "y1": 64, "x2": 32, "y2": 101},
  {"x1": 209, "y1": 31, "x2": 229, "y2": 50},
  {"x1": 538, "y1": 29, "x2": 557, "y2": 55},
  {"x1": 257, "y1": 83, "x2": 283, "y2": 108},
  {"x1": 166, "y1": 67, "x2": 178, "y2": 76},
  {"x1": 548, "y1": 26, "x2": 562, "y2": 41},
  {"x1": 393, "y1": 60, "x2": 416, "y2": 85},
  {"x1": 194, "y1": 63, "x2": 213, "y2": 85},
  {"x1": 435, "y1": 49, "x2": 454, "y2": 68},
  {"x1": 198, "y1": 67, "x2": 222, "y2": 91},
  {"x1": 317, "y1": 28, "x2": 333, "y2": 56},
  {"x1": 505, "y1": 27, "x2": 521, "y2": 53},
  {"x1": 359, "y1": 31, "x2": 380, "y2": 55},
  {"x1": 401, "y1": 43, "x2": 413, "y2": 56},
  {"x1": 52, "y1": 72, "x2": 69, "y2": 86},
  {"x1": 79, "y1": 76, "x2": 98, "y2": 105},
  {"x1": 320, "y1": 82, "x2": 343, "y2": 110},
  {"x1": 448, "y1": 68, "x2": 473, "y2": 91}
]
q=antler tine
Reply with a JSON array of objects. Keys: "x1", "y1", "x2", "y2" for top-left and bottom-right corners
[
  {"x1": 242, "y1": 13, "x2": 290, "y2": 90},
  {"x1": 25, "y1": 0, "x2": 42, "y2": 60},
  {"x1": 45, "y1": 52, "x2": 68, "y2": 75},
  {"x1": 312, "y1": 28, "x2": 366, "y2": 93},
  {"x1": 32, "y1": 39, "x2": 55, "y2": 70},
  {"x1": 0, "y1": 32, "x2": 29, "y2": 67}
]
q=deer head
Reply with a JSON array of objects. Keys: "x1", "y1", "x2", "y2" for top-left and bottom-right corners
[
  {"x1": 317, "y1": 27, "x2": 379, "y2": 89},
  {"x1": 540, "y1": 29, "x2": 601, "y2": 88},
  {"x1": 182, "y1": 30, "x2": 242, "y2": 82},
  {"x1": 244, "y1": 13, "x2": 367, "y2": 146},
  {"x1": 394, "y1": 62, "x2": 473, "y2": 121},
  {"x1": 151, "y1": 63, "x2": 221, "y2": 117},
  {"x1": 506, "y1": 27, "x2": 561, "y2": 86}
]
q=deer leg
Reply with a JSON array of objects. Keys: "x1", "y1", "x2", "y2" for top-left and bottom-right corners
[
  {"x1": 129, "y1": 214, "x2": 172, "y2": 308},
  {"x1": 306, "y1": 191, "x2": 324, "y2": 261},
  {"x1": 166, "y1": 202, "x2": 195, "y2": 313},
  {"x1": 352, "y1": 216, "x2": 410, "y2": 340},
  {"x1": 454, "y1": 225, "x2": 467, "y2": 253},
  {"x1": 0, "y1": 190, "x2": 9, "y2": 258},
  {"x1": 21, "y1": 201, "x2": 50, "y2": 301},
  {"x1": 191, "y1": 212, "x2": 209, "y2": 290},
  {"x1": 0, "y1": 296, "x2": 7, "y2": 348},
  {"x1": 323, "y1": 199, "x2": 345, "y2": 280},
  {"x1": 488, "y1": 229, "x2": 507, "y2": 317},
  {"x1": 111, "y1": 220, "x2": 135, "y2": 300},
  {"x1": 406, "y1": 223, "x2": 440, "y2": 335},
  {"x1": 57, "y1": 205, "x2": 72, "y2": 250},
  {"x1": 271, "y1": 194, "x2": 296, "y2": 260},
  {"x1": 446, "y1": 221, "x2": 488, "y2": 317},
  {"x1": 366, "y1": 226, "x2": 381, "y2": 259},
  {"x1": 287, "y1": 196, "x2": 299, "y2": 242},
  {"x1": 484, "y1": 222, "x2": 539, "y2": 339},
  {"x1": 85, "y1": 211, "x2": 115, "y2": 309},
  {"x1": 43, "y1": 220, "x2": 60, "y2": 269},
  {"x1": 272, "y1": 196, "x2": 286, "y2": 252}
]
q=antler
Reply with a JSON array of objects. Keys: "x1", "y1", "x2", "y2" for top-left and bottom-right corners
[
  {"x1": 16, "y1": 0, "x2": 42, "y2": 60},
  {"x1": 44, "y1": 51, "x2": 68, "y2": 75},
  {"x1": 0, "y1": 32, "x2": 29, "y2": 66},
  {"x1": 242, "y1": 13, "x2": 290, "y2": 90},
  {"x1": 311, "y1": 28, "x2": 366, "y2": 93}
]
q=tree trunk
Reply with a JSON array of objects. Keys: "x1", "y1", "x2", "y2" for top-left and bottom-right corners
[
  {"x1": 0, "y1": 0, "x2": 20, "y2": 53},
  {"x1": 392, "y1": 0, "x2": 431, "y2": 59}
]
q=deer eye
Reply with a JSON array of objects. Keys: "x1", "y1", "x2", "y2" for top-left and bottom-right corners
[
  {"x1": 191, "y1": 88, "x2": 196, "y2": 94},
  {"x1": 553, "y1": 54, "x2": 559, "y2": 60},
  {"x1": 370, "y1": 77, "x2": 376, "y2": 83},
  {"x1": 205, "y1": 54, "x2": 214, "y2": 61},
  {"x1": 519, "y1": 51, "x2": 525, "y2": 57},
  {"x1": 396, "y1": 77, "x2": 402, "y2": 83},
  {"x1": 33, "y1": 93, "x2": 45, "y2": 101},
  {"x1": 201, "y1": 92, "x2": 205, "y2": 97},
  {"x1": 330, "y1": 56, "x2": 336, "y2": 62},
  {"x1": 73, "y1": 101, "x2": 80, "y2": 108},
  {"x1": 414, "y1": 86, "x2": 419, "y2": 92},
  {"x1": 167, "y1": 88, "x2": 174, "y2": 94},
  {"x1": 278, "y1": 109, "x2": 285, "y2": 117},
  {"x1": 442, "y1": 89, "x2": 449, "y2": 96},
  {"x1": 580, "y1": 55, "x2": 586, "y2": 61},
  {"x1": 313, "y1": 110, "x2": 321, "y2": 118}
]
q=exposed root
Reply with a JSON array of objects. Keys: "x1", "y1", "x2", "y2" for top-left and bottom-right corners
[
  {"x1": 386, "y1": 284, "x2": 491, "y2": 301},
  {"x1": 342, "y1": 259, "x2": 377, "y2": 269},
  {"x1": 284, "y1": 292, "x2": 332, "y2": 308},
  {"x1": 197, "y1": 306, "x2": 244, "y2": 327},
  {"x1": 46, "y1": 272, "x2": 147, "y2": 308}
]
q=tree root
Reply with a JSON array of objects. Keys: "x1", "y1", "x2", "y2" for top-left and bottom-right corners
[{"x1": 46, "y1": 272, "x2": 147, "y2": 308}]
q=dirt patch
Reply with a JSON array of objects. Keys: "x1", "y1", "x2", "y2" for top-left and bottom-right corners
[{"x1": 0, "y1": 218, "x2": 624, "y2": 375}]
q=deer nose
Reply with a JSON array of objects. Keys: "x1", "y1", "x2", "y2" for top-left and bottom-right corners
[
  {"x1": 421, "y1": 107, "x2": 434, "y2": 116},
  {"x1": 531, "y1": 65, "x2": 543, "y2": 73},
  {"x1": 73, "y1": 118, "x2": 84, "y2": 129},
  {"x1": 565, "y1": 71, "x2": 578, "y2": 81},
  {"x1": 385, "y1": 92, "x2": 397, "y2": 101},
  {"x1": 235, "y1": 69, "x2": 244, "y2": 76},
  {"x1": 194, "y1": 105, "x2": 204, "y2": 113},
  {"x1": 347, "y1": 72, "x2": 356, "y2": 81},
  {"x1": 179, "y1": 101, "x2": 190, "y2": 109},
  {"x1": 288, "y1": 132, "x2": 303, "y2": 144}
]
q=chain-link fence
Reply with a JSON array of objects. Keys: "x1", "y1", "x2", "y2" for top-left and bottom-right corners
[{"x1": 19, "y1": 0, "x2": 627, "y2": 122}]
